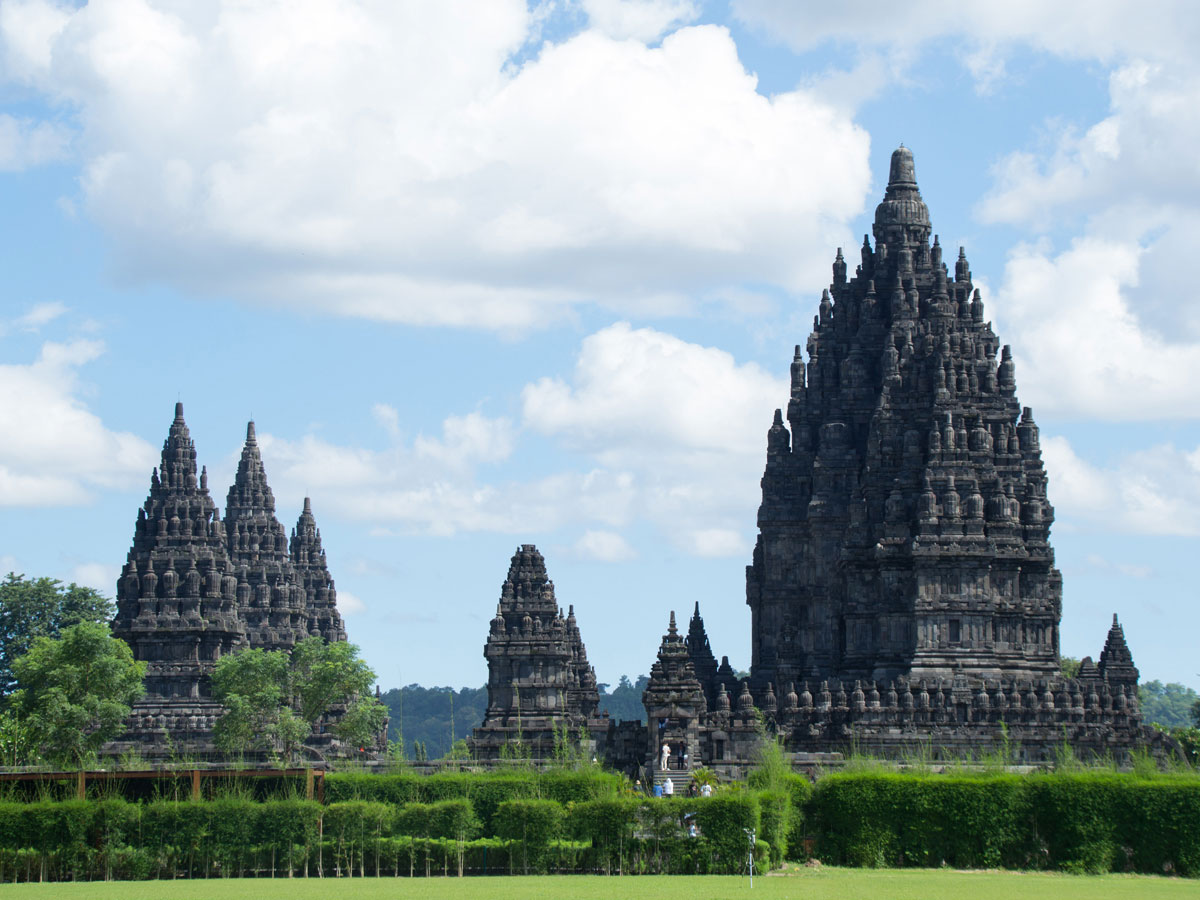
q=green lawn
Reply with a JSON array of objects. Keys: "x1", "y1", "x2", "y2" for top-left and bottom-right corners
[{"x1": 2, "y1": 869, "x2": 1196, "y2": 900}]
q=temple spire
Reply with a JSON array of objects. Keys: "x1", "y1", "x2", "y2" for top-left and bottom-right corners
[
  {"x1": 1097, "y1": 613, "x2": 1139, "y2": 689},
  {"x1": 291, "y1": 496, "x2": 345, "y2": 643},
  {"x1": 888, "y1": 144, "x2": 917, "y2": 187},
  {"x1": 499, "y1": 544, "x2": 558, "y2": 615},
  {"x1": 160, "y1": 401, "x2": 199, "y2": 489},
  {"x1": 685, "y1": 601, "x2": 719, "y2": 707},
  {"x1": 225, "y1": 419, "x2": 284, "y2": 563},
  {"x1": 873, "y1": 145, "x2": 931, "y2": 254}
]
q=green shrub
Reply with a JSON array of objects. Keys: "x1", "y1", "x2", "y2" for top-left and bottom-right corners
[
  {"x1": 1027, "y1": 773, "x2": 1200, "y2": 876},
  {"x1": 0, "y1": 768, "x2": 1195, "y2": 880},
  {"x1": 783, "y1": 773, "x2": 812, "y2": 860},
  {"x1": 394, "y1": 799, "x2": 480, "y2": 839},
  {"x1": 810, "y1": 773, "x2": 1031, "y2": 868},
  {"x1": 324, "y1": 769, "x2": 621, "y2": 833},
  {"x1": 807, "y1": 769, "x2": 1200, "y2": 876},
  {"x1": 693, "y1": 793, "x2": 759, "y2": 865},
  {"x1": 756, "y1": 790, "x2": 789, "y2": 865},
  {"x1": 493, "y1": 798, "x2": 564, "y2": 873},
  {"x1": 563, "y1": 797, "x2": 640, "y2": 847}
]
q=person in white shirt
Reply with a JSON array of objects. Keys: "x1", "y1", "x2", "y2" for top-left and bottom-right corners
[
  {"x1": 662, "y1": 777, "x2": 674, "y2": 796},
  {"x1": 700, "y1": 781, "x2": 713, "y2": 797}
]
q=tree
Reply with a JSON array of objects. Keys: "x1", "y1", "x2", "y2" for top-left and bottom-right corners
[
  {"x1": 378, "y1": 684, "x2": 488, "y2": 759},
  {"x1": 1058, "y1": 656, "x2": 1081, "y2": 680},
  {"x1": 9, "y1": 622, "x2": 145, "y2": 768},
  {"x1": 0, "y1": 573, "x2": 114, "y2": 700},
  {"x1": 1138, "y1": 680, "x2": 1200, "y2": 729},
  {"x1": 211, "y1": 648, "x2": 304, "y2": 757},
  {"x1": 212, "y1": 636, "x2": 387, "y2": 760},
  {"x1": 1174, "y1": 726, "x2": 1200, "y2": 767},
  {"x1": 597, "y1": 675, "x2": 649, "y2": 723}
]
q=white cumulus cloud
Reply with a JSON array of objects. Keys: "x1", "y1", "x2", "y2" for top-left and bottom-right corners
[
  {"x1": 523, "y1": 321, "x2": 786, "y2": 466},
  {"x1": 681, "y1": 527, "x2": 748, "y2": 558},
  {"x1": 990, "y1": 237, "x2": 1200, "y2": 420},
  {"x1": 1043, "y1": 434, "x2": 1200, "y2": 536},
  {"x1": 523, "y1": 322, "x2": 785, "y2": 552},
  {"x1": 221, "y1": 324, "x2": 784, "y2": 557},
  {"x1": 0, "y1": 114, "x2": 70, "y2": 170},
  {"x1": 0, "y1": 339, "x2": 157, "y2": 506},
  {"x1": 583, "y1": 0, "x2": 699, "y2": 42},
  {"x1": 336, "y1": 589, "x2": 366, "y2": 616},
  {"x1": 573, "y1": 529, "x2": 637, "y2": 562},
  {"x1": 70, "y1": 562, "x2": 119, "y2": 594},
  {"x1": 249, "y1": 411, "x2": 636, "y2": 537},
  {"x1": 733, "y1": 2, "x2": 1200, "y2": 69},
  {"x1": 0, "y1": 301, "x2": 68, "y2": 336},
  {"x1": 0, "y1": 1, "x2": 870, "y2": 330}
]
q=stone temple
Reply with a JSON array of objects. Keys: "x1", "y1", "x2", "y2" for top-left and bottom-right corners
[
  {"x1": 748, "y1": 144, "x2": 1061, "y2": 689},
  {"x1": 108, "y1": 403, "x2": 364, "y2": 758},
  {"x1": 471, "y1": 545, "x2": 609, "y2": 760},
  {"x1": 474, "y1": 147, "x2": 1174, "y2": 776},
  {"x1": 690, "y1": 146, "x2": 1172, "y2": 765}
]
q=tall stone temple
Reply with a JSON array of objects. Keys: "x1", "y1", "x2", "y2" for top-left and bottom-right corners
[
  {"x1": 478, "y1": 147, "x2": 1172, "y2": 775},
  {"x1": 108, "y1": 403, "x2": 360, "y2": 757},
  {"x1": 649, "y1": 146, "x2": 1171, "y2": 766},
  {"x1": 747, "y1": 144, "x2": 1062, "y2": 688},
  {"x1": 470, "y1": 545, "x2": 609, "y2": 759}
]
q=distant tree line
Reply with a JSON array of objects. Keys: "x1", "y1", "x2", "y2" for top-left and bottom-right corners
[
  {"x1": 380, "y1": 676, "x2": 651, "y2": 760},
  {"x1": 380, "y1": 684, "x2": 488, "y2": 761},
  {"x1": 1139, "y1": 679, "x2": 1200, "y2": 729},
  {"x1": 596, "y1": 675, "x2": 648, "y2": 723}
]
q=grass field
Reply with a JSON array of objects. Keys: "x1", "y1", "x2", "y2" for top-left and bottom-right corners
[{"x1": 2, "y1": 868, "x2": 1196, "y2": 900}]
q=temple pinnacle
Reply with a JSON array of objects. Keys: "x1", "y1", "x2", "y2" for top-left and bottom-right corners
[
  {"x1": 888, "y1": 144, "x2": 917, "y2": 187},
  {"x1": 874, "y1": 144, "x2": 930, "y2": 248}
]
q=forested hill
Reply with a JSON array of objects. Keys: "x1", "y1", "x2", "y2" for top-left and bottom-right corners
[
  {"x1": 380, "y1": 676, "x2": 649, "y2": 760},
  {"x1": 1139, "y1": 680, "x2": 1200, "y2": 729}
]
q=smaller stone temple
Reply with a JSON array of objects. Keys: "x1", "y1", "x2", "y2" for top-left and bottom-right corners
[
  {"x1": 108, "y1": 403, "x2": 372, "y2": 758},
  {"x1": 641, "y1": 610, "x2": 761, "y2": 783},
  {"x1": 470, "y1": 545, "x2": 610, "y2": 760}
]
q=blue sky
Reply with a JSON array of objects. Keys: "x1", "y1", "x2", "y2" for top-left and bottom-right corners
[{"x1": 2, "y1": 0, "x2": 1198, "y2": 693}]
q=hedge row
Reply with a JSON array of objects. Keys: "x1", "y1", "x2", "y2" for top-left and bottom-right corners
[
  {"x1": 324, "y1": 770, "x2": 624, "y2": 832},
  {"x1": 809, "y1": 772, "x2": 1200, "y2": 875},
  {"x1": 1, "y1": 771, "x2": 1195, "y2": 881},
  {"x1": 0, "y1": 792, "x2": 775, "y2": 881}
]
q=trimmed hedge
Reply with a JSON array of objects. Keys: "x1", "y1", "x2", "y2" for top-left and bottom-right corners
[
  {"x1": 0, "y1": 770, "x2": 1196, "y2": 880},
  {"x1": 324, "y1": 770, "x2": 622, "y2": 832},
  {"x1": 1026, "y1": 774, "x2": 1200, "y2": 875},
  {"x1": 494, "y1": 799, "x2": 565, "y2": 873},
  {"x1": 782, "y1": 773, "x2": 812, "y2": 861},
  {"x1": 808, "y1": 771, "x2": 1200, "y2": 876}
]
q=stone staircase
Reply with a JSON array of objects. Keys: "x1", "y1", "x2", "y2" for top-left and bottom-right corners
[{"x1": 652, "y1": 769, "x2": 694, "y2": 796}]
